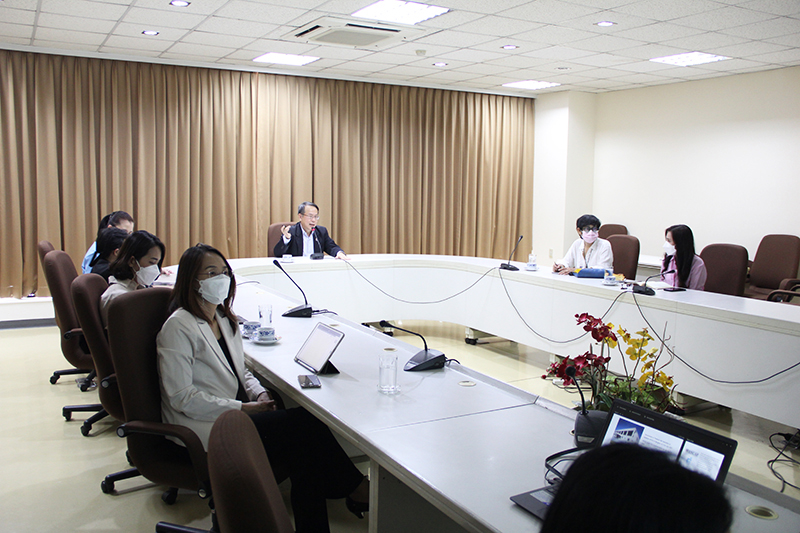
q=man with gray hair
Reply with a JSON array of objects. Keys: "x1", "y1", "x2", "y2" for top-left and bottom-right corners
[{"x1": 273, "y1": 201, "x2": 348, "y2": 260}]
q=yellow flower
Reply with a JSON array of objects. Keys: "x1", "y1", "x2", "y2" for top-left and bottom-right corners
[{"x1": 638, "y1": 372, "x2": 652, "y2": 389}]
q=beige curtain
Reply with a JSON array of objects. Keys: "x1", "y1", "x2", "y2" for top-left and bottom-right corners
[{"x1": 0, "y1": 50, "x2": 534, "y2": 298}]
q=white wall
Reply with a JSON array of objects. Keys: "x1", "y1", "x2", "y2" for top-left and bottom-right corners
[{"x1": 593, "y1": 66, "x2": 800, "y2": 260}]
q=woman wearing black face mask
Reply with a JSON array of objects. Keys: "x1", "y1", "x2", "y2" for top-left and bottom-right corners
[
  {"x1": 157, "y1": 244, "x2": 369, "y2": 532},
  {"x1": 662, "y1": 224, "x2": 707, "y2": 290}
]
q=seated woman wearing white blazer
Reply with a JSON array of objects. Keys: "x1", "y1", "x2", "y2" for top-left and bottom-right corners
[{"x1": 157, "y1": 244, "x2": 369, "y2": 532}]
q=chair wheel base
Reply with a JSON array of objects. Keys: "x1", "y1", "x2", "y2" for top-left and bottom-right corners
[
  {"x1": 162, "y1": 487, "x2": 179, "y2": 505},
  {"x1": 101, "y1": 479, "x2": 114, "y2": 494}
]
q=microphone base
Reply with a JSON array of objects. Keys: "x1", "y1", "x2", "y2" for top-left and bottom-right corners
[
  {"x1": 632, "y1": 284, "x2": 655, "y2": 296},
  {"x1": 310, "y1": 253, "x2": 324, "y2": 260},
  {"x1": 574, "y1": 410, "x2": 609, "y2": 449},
  {"x1": 282, "y1": 304, "x2": 313, "y2": 318},
  {"x1": 499, "y1": 263, "x2": 519, "y2": 271},
  {"x1": 404, "y1": 349, "x2": 446, "y2": 372}
]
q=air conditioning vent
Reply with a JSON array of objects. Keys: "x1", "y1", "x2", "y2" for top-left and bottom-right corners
[{"x1": 285, "y1": 17, "x2": 426, "y2": 50}]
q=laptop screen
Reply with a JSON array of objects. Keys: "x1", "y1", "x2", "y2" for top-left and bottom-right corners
[{"x1": 598, "y1": 400, "x2": 738, "y2": 484}]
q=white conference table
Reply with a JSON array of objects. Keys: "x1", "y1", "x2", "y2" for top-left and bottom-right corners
[
  {"x1": 230, "y1": 269, "x2": 800, "y2": 533},
  {"x1": 229, "y1": 254, "x2": 800, "y2": 429}
]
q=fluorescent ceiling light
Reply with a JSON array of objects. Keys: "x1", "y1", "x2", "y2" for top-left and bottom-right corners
[
  {"x1": 502, "y1": 44, "x2": 519, "y2": 50},
  {"x1": 650, "y1": 51, "x2": 730, "y2": 67},
  {"x1": 253, "y1": 52, "x2": 320, "y2": 66},
  {"x1": 596, "y1": 21, "x2": 616, "y2": 27},
  {"x1": 141, "y1": 30, "x2": 160, "y2": 36},
  {"x1": 433, "y1": 62, "x2": 447, "y2": 67},
  {"x1": 352, "y1": 0, "x2": 449, "y2": 25},
  {"x1": 170, "y1": 0, "x2": 190, "y2": 6},
  {"x1": 502, "y1": 80, "x2": 561, "y2": 91}
]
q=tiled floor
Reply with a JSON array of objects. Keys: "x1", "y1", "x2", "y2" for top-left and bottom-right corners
[{"x1": 1, "y1": 321, "x2": 798, "y2": 532}]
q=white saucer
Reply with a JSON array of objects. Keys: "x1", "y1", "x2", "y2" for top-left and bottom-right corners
[{"x1": 252, "y1": 336, "x2": 281, "y2": 345}]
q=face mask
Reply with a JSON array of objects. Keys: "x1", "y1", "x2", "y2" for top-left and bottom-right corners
[
  {"x1": 582, "y1": 230, "x2": 598, "y2": 244},
  {"x1": 663, "y1": 242, "x2": 676, "y2": 256},
  {"x1": 136, "y1": 262, "x2": 160, "y2": 287},
  {"x1": 197, "y1": 274, "x2": 231, "y2": 306}
]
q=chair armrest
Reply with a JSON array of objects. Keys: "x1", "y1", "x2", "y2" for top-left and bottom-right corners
[
  {"x1": 100, "y1": 374, "x2": 116, "y2": 389},
  {"x1": 778, "y1": 278, "x2": 800, "y2": 291},
  {"x1": 767, "y1": 290, "x2": 800, "y2": 303},
  {"x1": 64, "y1": 327, "x2": 84, "y2": 340},
  {"x1": 117, "y1": 420, "x2": 210, "y2": 491}
]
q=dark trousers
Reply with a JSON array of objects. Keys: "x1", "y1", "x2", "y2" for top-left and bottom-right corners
[{"x1": 249, "y1": 407, "x2": 363, "y2": 533}]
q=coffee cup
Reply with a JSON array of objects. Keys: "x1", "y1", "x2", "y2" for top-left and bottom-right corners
[
  {"x1": 256, "y1": 326, "x2": 276, "y2": 342},
  {"x1": 242, "y1": 321, "x2": 260, "y2": 338}
]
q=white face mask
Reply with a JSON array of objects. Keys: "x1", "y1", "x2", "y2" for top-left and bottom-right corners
[
  {"x1": 136, "y1": 262, "x2": 160, "y2": 287},
  {"x1": 197, "y1": 274, "x2": 231, "y2": 306},
  {"x1": 663, "y1": 241, "x2": 676, "y2": 256}
]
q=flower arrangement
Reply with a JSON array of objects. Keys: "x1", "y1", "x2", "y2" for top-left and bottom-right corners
[{"x1": 544, "y1": 313, "x2": 676, "y2": 413}]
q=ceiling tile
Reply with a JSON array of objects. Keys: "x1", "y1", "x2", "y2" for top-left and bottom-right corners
[
  {"x1": 451, "y1": 15, "x2": 539, "y2": 37},
  {"x1": 102, "y1": 34, "x2": 176, "y2": 52},
  {"x1": 0, "y1": 7, "x2": 37, "y2": 24},
  {"x1": 132, "y1": 0, "x2": 228, "y2": 15},
  {"x1": 180, "y1": 30, "x2": 256, "y2": 49},
  {"x1": 112, "y1": 22, "x2": 188, "y2": 41},
  {"x1": 419, "y1": 9, "x2": 484, "y2": 29},
  {"x1": 614, "y1": 0, "x2": 724, "y2": 21},
  {"x1": 558, "y1": 9, "x2": 657, "y2": 33},
  {"x1": 168, "y1": 41, "x2": 237, "y2": 58},
  {"x1": 358, "y1": 51, "x2": 419, "y2": 65},
  {"x1": 31, "y1": 39, "x2": 101, "y2": 52},
  {"x1": 214, "y1": 0, "x2": 309, "y2": 25},
  {"x1": 34, "y1": 27, "x2": 107, "y2": 45},
  {"x1": 613, "y1": 42, "x2": 690, "y2": 60},
  {"x1": 122, "y1": 7, "x2": 207, "y2": 29},
  {"x1": 749, "y1": 48, "x2": 800, "y2": 64},
  {"x1": 522, "y1": 45, "x2": 594, "y2": 60},
  {"x1": 196, "y1": 17, "x2": 278, "y2": 38},
  {"x1": 721, "y1": 17, "x2": 800, "y2": 40},
  {"x1": 438, "y1": 48, "x2": 507, "y2": 62},
  {"x1": 511, "y1": 24, "x2": 598, "y2": 45},
  {"x1": 414, "y1": 30, "x2": 495, "y2": 48},
  {"x1": 766, "y1": 33, "x2": 800, "y2": 48},
  {"x1": 712, "y1": 39, "x2": 789, "y2": 58},
  {"x1": 613, "y1": 22, "x2": 705, "y2": 42},
  {"x1": 0, "y1": 0, "x2": 39, "y2": 10},
  {"x1": 414, "y1": 69, "x2": 481, "y2": 82},
  {"x1": 569, "y1": 52, "x2": 637, "y2": 67},
  {"x1": 305, "y1": 45, "x2": 373, "y2": 60},
  {"x1": 659, "y1": 31, "x2": 748, "y2": 51},
  {"x1": 671, "y1": 5, "x2": 775, "y2": 32},
  {"x1": 39, "y1": 0, "x2": 129, "y2": 20},
  {"x1": 0, "y1": 21, "x2": 33, "y2": 39},
  {"x1": 436, "y1": 0, "x2": 531, "y2": 15},
  {"x1": 378, "y1": 64, "x2": 439, "y2": 77},
  {"x1": 382, "y1": 41, "x2": 460, "y2": 58},
  {"x1": 37, "y1": 13, "x2": 117, "y2": 33},
  {"x1": 497, "y1": 0, "x2": 601, "y2": 24},
  {"x1": 738, "y1": 0, "x2": 800, "y2": 17},
  {"x1": 452, "y1": 62, "x2": 514, "y2": 76},
  {"x1": 99, "y1": 46, "x2": 163, "y2": 58},
  {"x1": 469, "y1": 37, "x2": 549, "y2": 54},
  {"x1": 243, "y1": 38, "x2": 319, "y2": 55},
  {"x1": 568, "y1": 34, "x2": 648, "y2": 53}
]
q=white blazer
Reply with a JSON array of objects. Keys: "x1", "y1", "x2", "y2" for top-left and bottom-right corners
[{"x1": 157, "y1": 307, "x2": 266, "y2": 450}]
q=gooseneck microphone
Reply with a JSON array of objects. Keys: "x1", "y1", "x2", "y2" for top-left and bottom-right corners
[
  {"x1": 310, "y1": 227, "x2": 324, "y2": 260},
  {"x1": 272, "y1": 259, "x2": 313, "y2": 317},
  {"x1": 500, "y1": 235, "x2": 523, "y2": 271},
  {"x1": 379, "y1": 320, "x2": 446, "y2": 372},
  {"x1": 565, "y1": 366, "x2": 608, "y2": 449},
  {"x1": 632, "y1": 269, "x2": 675, "y2": 296}
]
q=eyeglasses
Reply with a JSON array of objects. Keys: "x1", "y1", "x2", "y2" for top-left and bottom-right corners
[
  {"x1": 581, "y1": 226, "x2": 599, "y2": 233},
  {"x1": 302, "y1": 213, "x2": 320, "y2": 220},
  {"x1": 198, "y1": 269, "x2": 232, "y2": 279}
]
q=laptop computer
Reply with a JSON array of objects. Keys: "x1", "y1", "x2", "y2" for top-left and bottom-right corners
[
  {"x1": 511, "y1": 399, "x2": 738, "y2": 520},
  {"x1": 294, "y1": 322, "x2": 345, "y2": 375}
]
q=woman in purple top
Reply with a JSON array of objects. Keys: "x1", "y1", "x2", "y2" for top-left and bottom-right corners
[{"x1": 662, "y1": 224, "x2": 707, "y2": 290}]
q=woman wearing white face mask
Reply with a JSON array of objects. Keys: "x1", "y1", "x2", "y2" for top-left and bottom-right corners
[
  {"x1": 662, "y1": 224, "x2": 707, "y2": 290},
  {"x1": 157, "y1": 244, "x2": 369, "y2": 532},
  {"x1": 553, "y1": 214, "x2": 614, "y2": 275},
  {"x1": 99, "y1": 230, "x2": 165, "y2": 325}
]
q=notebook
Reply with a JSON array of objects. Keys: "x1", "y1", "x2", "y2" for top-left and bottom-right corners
[
  {"x1": 510, "y1": 399, "x2": 738, "y2": 520},
  {"x1": 294, "y1": 322, "x2": 345, "y2": 375}
]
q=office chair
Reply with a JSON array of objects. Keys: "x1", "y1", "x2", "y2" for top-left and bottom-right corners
[
  {"x1": 598, "y1": 224, "x2": 627, "y2": 240},
  {"x1": 72, "y1": 273, "x2": 143, "y2": 492},
  {"x1": 268, "y1": 222, "x2": 295, "y2": 257},
  {"x1": 38, "y1": 242, "x2": 95, "y2": 388},
  {"x1": 608, "y1": 234, "x2": 639, "y2": 280},
  {"x1": 40, "y1": 250, "x2": 106, "y2": 425},
  {"x1": 206, "y1": 410, "x2": 294, "y2": 533},
  {"x1": 700, "y1": 244, "x2": 748, "y2": 297},
  {"x1": 107, "y1": 288, "x2": 214, "y2": 531},
  {"x1": 766, "y1": 288, "x2": 800, "y2": 304},
  {"x1": 745, "y1": 234, "x2": 800, "y2": 300}
]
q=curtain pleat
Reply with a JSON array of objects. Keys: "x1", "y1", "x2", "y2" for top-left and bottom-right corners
[{"x1": 0, "y1": 50, "x2": 534, "y2": 298}]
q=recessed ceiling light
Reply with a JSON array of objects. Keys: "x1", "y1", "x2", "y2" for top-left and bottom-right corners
[
  {"x1": 502, "y1": 80, "x2": 561, "y2": 91},
  {"x1": 352, "y1": 0, "x2": 449, "y2": 26},
  {"x1": 649, "y1": 51, "x2": 731, "y2": 66},
  {"x1": 253, "y1": 52, "x2": 320, "y2": 66},
  {"x1": 502, "y1": 45, "x2": 519, "y2": 50},
  {"x1": 170, "y1": 0, "x2": 190, "y2": 6},
  {"x1": 141, "y1": 30, "x2": 160, "y2": 36},
  {"x1": 596, "y1": 21, "x2": 616, "y2": 27},
  {"x1": 433, "y1": 62, "x2": 447, "y2": 67}
]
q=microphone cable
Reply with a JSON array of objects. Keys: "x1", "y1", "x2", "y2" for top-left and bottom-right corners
[
  {"x1": 630, "y1": 291, "x2": 800, "y2": 384},
  {"x1": 498, "y1": 268, "x2": 628, "y2": 344},
  {"x1": 343, "y1": 260, "x2": 497, "y2": 305},
  {"x1": 768, "y1": 432, "x2": 800, "y2": 493}
]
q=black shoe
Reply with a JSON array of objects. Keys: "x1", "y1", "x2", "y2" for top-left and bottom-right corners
[{"x1": 345, "y1": 496, "x2": 369, "y2": 519}]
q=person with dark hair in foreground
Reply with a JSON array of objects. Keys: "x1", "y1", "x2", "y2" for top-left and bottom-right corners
[
  {"x1": 541, "y1": 444, "x2": 733, "y2": 533},
  {"x1": 82, "y1": 210, "x2": 135, "y2": 273},
  {"x1": 553, "y1": 214, "x2": 614, "y2": 274},
  {"x1": 273, "y1": 201, "x2": 348, "y2": 260},
  {"x1": 157, "y1": 244, "x2": 368, "y2": 532},
  {"x1": 662, "y1": 224, "x2": 707, "y2": 290}
]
